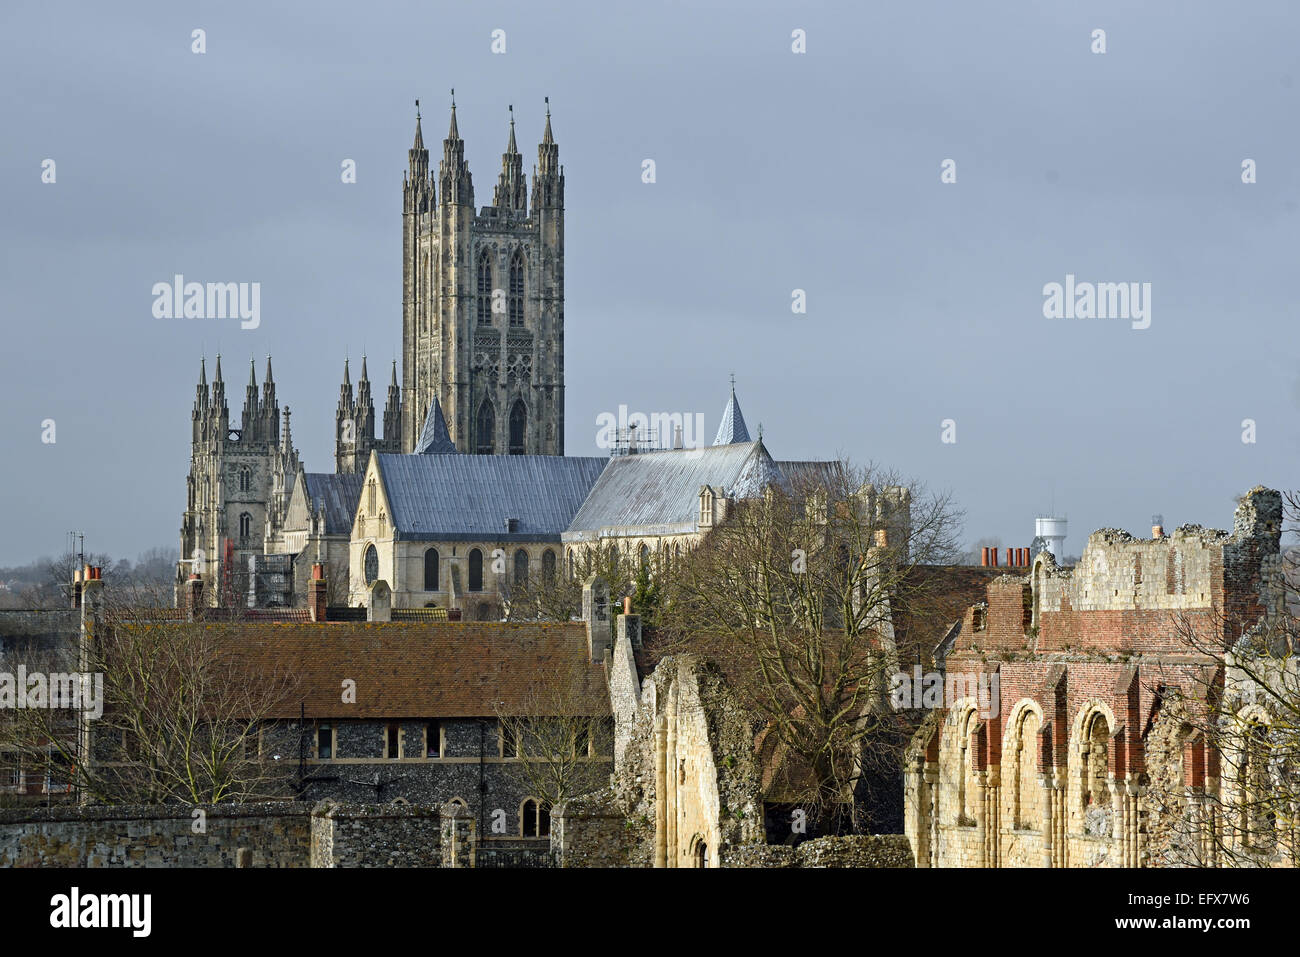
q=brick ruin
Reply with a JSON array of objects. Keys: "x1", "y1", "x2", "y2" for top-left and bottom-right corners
[{"x1": 905, "y1": 486, "x2": 1295, "y2": 867}]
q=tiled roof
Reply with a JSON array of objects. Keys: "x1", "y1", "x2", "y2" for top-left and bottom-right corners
[
  {"x1": 375, "y1": 453, "x2": 607, "y2": 542},
  {"x1": 564, "y1": 441, "x2": 783, "y2": 541},
  {"x1": 169, "y1": 621, "x2": 608, "y2": 719},
  {"x1": 302, "y1": 472, "x2": 365, "y2": 536}
]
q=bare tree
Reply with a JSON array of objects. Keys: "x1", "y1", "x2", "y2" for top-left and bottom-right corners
[
  {"x1": 494, "y1": 670, "x2": 614, "y2": 822},
  {"x1": 656, "y1": 461, "x2": 963, "y2": 833},
  {"x1": 0, "y1": 591, "x2": 299, "y2": 805},
  {"x1": 505, "y1": 544, "x2": 630, "y2": 623}
]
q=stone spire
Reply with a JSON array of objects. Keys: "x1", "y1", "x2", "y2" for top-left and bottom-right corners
[
  {"x1": 713, "y1": 378, "x2": 751, "y2": 446},
  {"x1": 415, "y1": 395, "x2": 459, "y2": 454},
  {"x1": 261, "y1": 355, "x2": 279, "y2": 444},
  {"x1": 241, "y1": 358, "x2": 260, "y2": 441},
  {"x1": 355, "y1": 355, "x2": 376, "y2": 443},
  {"x1": 407, "y1": 99, "x2": 431, "y2": 210},
  {"x1": 382, "y1": 359, "x2": 403, "y2": 451},
  {"x1": 439, "y1": 89, "x2": 473, "y2": 207},
  {"x1": 196, "y1": 356, "x2": 208, "y2": 407},
  {"x1": 495, "y1": 104, "x2": 526, "y2": 215},
  {"x1": 532, "y1": 97, "x2": 562, "y2": 209}
]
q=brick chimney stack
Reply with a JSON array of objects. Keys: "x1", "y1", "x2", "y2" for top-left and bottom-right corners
[{"x1": 308, "y1": 563, "x2": 328, "y2": 623}]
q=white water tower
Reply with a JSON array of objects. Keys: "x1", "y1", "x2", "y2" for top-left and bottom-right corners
[{"x1": 1034, "y1": 516, "x2": 1068, "y2": 563}]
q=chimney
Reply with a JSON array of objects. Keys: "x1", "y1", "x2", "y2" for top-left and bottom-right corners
[
  {"x1": 1019, "y1": 547, "x2": 1029, "y2": 567},
  {"x1": 617, "y1": 607, "x2": 642, "y2": 650},
  {"x1": 308, "y1": 563, "x2": 328, "y2": 623},
  {"x1": 990, "y1": 549, "x2": 998, "y2": 568},
  {"x1": 1152, "y1": 514, "x2": 1164, "y2": 540},
  {"x1": 1005, "y1": 548, "x2": 1013, "y2": 567},
  {"x1": 71, "y1": 566, "x2": 83, "y2": 609},
  {"x1": 187, "y1": 573, "x2": 206, "y2": 621},
  {"x1": 981, "y1": 547, "x2": 989, "y2": 567}
]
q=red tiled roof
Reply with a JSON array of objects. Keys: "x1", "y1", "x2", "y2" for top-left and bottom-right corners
[{"x1": 120, "y1": 620, "x2": 608, "y2": 720}]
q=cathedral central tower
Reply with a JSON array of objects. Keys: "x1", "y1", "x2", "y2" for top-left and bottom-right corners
[{"x1": 401, "y1": 96, "x2": 565, "y2": 455}]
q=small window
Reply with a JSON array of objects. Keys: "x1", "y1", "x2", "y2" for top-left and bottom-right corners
[
  {"x1": 520, "y1": 798, "x2": 549, "y2": 837},
  {"x1": 0, "y1": 750, "x2": 19, "y2": 790},
  {"x1": 501, "y1": 722, "x2": 518, "y2": 758},
  {"x1": 385, "y1": 723, "x2": 401, "y2": 759},
  {"x1": 239, "y1": 512, "x2": 253, "y2": 539},
  {"x1": 317, "y1": 723, "x2": 334, "y2": 760},
  {"x1": 426, "y1": 721, "x2": 441, "y2": 758},
  {"x1": 239, "y1": 467, "x2": 251, "y2": 492}
]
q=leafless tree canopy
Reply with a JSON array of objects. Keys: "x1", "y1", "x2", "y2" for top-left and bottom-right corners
[
  {"x1": 1, "y1": 592, "x2": 300, "y2": 805},
  {"x1": 656, "y1": 461, "x2": 963, "y2": 831}
]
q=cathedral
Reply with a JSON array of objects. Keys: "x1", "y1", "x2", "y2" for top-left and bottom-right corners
[{"x1": 177, "y1": 99, "x2": 565, "y2": 603}]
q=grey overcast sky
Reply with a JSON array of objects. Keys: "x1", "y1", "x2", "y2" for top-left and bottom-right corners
[{"x1": 2, "y1": 0, "x2": 1297, "y2": 565}]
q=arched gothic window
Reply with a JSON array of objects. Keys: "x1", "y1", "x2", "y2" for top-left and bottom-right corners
[
  {"x1": 476, "y1": 400, "x2": 495, "y2": 455},
  {"x1": 542, "y1": 549, "x2": 556, "y2": 582},
  {"x1": 509, "y1": 399, "x2": 526, "y2": 454},
  {"x1": 520, "y1": 798, "x2": 550, "y2": 837},
  {"x1": 476, "y1": 250, "x2": 493, "y2": 325},
  {"x1": 239, "y1": 467, "x2": 251, "y2": 492},
  {"x1": 508, "y1": 250, "x2": 525, "y2": 327},
  {"x1": 239, "y1": 512, "x2": 252, "y2": 540},
  {"x1": 468, "y1": 548, "x2": 483, "y2": 592},
  {"x1": 514, "y1": 549, "x2": 529, "y2": 585},
  {"x1": 364, "y1": 544, "x2": 379, "y2": 586}
]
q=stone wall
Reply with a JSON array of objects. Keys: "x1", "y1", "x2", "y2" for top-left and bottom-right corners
[
  {"x1": 309, "y1": 802, "x2": 441, "y2": 867},
  {"x1": 722, "y1": 835, "x2": 913, "y2": 868},
  {"x1": 0, "y1": 803, "x2": 314, "y2": 868},
  {"x1": 0, "y1": 801, "x2": 445, "y2": 867},
  {"x1": 552, "y1": 788, "x2": 641, "y2": 867}
]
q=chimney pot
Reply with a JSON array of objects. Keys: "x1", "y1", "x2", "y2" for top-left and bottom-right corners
[
  {"x1": 623, "y1": 596, "x2": 632, "y2": 615},
  {"x1": 1152, "y1": 525, "x2": 1164, "y2": 539},
  {"x1": 990, "y1": 549, "x2": 998, "y2": 568},
  {"x1": 981, "y1": 547, "x2": 989, "y2": 567}
]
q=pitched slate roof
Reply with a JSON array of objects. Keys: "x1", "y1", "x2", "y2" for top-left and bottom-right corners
[
  {"x1": 146, "y1": 621, "x2": 609, "y2": 719},
  {"x1": 564, "y1": 440, "x2": 784, "y2": 541},
  {"x1": 301, "y1": 472, "x2": 365, "y2": 536},
  {"x1": 375, "y1": 453, "x2": 608, "y2": 541},
  {"x1": 713, "y1": 386, "x2": 751, "y2": 445},
  {"x1": 414, "y1": 396, "x2": 458, "y2": 454}
]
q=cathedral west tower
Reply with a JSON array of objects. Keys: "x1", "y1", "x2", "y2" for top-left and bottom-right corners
[{"x1": 401, "y1": 95, "x2": 565, "y2": 455}]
